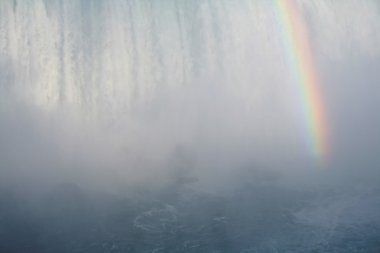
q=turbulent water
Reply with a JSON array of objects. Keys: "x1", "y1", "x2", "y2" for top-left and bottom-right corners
[
  {"x1": 1, "y1": 0, "x2": 377, "y2": 118},
  {"x1": 1, "y1": 0, "x2": 380, "y2": 252}
]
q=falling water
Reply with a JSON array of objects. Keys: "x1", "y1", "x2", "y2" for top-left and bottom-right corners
[
  {"x1": 0, "y1": 0, "x2": 380, "y2": 183},
  {"x1": 0, "y1": 1, "x2": 292, "y2": 116},
  {"x1": 1, "y1": 1, "x2": 380, "y2": 252}
]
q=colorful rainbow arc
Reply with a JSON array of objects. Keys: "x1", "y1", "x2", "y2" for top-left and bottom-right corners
[{"x1": 275, "y1": 0, "x2": 330, "y2": 163}]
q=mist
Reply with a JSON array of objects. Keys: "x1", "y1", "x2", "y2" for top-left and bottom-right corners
[{"x1": 1, "y1": 0, "x2": 380, "y2": 252}]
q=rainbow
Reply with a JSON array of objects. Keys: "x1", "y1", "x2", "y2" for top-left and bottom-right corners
[{"x1": 275, "y1": 0, "x2": 330, "y2": 163}]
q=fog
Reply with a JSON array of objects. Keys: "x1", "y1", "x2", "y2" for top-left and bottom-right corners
[{"x1": 0, "y1": 0, "x2": 380, "y2": 252}]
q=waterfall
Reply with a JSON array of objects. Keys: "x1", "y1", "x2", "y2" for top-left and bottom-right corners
[
  {"x1": 0, "y1": 0, "x2": 379, "y2": 186},
  {"x1": 1, "y1": 0, "x2": 378, "y2": 113}
]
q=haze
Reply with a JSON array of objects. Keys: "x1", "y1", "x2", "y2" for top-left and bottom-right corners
[{"x1": 0, "y1": 1, "x2": 379, "y2": 252}]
